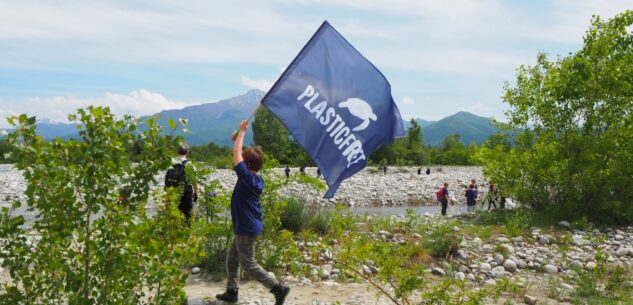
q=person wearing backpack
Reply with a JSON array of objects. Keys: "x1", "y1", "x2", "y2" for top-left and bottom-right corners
[
  {"x1": 164, "y1": 144, "x2": 198, "y2": 224},
  {"x1": 437, "y1": 182, "x2": 450, "y2": 216}
]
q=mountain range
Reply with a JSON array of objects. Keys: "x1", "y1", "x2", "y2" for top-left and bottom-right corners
[{"x1": 2, "y1": 90, "x2": 504, "y2": 147}]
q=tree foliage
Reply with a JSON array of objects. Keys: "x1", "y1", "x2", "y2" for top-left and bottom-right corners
[
  {"x1": 251, "y1": 106, "x2": 313, "y2": 166},
  {"x1": 480, "y1": 11, "x2": 633, "y2": 224},
  {"x1": 0, "y1": 107, "x2": 197, "y2": 304}
]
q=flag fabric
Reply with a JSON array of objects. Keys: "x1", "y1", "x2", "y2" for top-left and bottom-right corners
[{"x1": 261, "y1": 21, "x2": 406, "y2": 198}]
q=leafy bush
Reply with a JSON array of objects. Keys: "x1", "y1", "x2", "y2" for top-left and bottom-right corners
[
  {"x1": 280, "y1": 196, "x2": 309, "y2": 233},
  {"x1": 0, "y1": 108, "x2": 195, "y2": 305},
  {"x1": 480, "y1": 11, "x2": 633, "y2": 225},
  {"x1": 422, "y1": 224, "x2": 460, "y2": 259},
  {"x1": 306, "y1": 208, "x2": 333, "y2": 235},
  {"x1": 573, "y1": 251, "x2": 633, "y2": 304}
]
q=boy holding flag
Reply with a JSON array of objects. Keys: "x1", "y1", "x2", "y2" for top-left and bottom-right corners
[{"x1": 216, "y1": 120, "x2": 290, "y2": 304}]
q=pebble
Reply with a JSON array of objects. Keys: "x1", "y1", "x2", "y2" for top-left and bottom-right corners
[
  {"x1": 571, "y1": 235, "x2": 589, "y2": 246},
  {"x1": 496, "y1": 237, "x2": 510, "y2": 243},
  {"x1": 191, "y1": 267, "x2": 201, "y2": 275},
  {"x1": 479, "y1": 263, "x2": 492, "y2": 272},
  {"x1": 523, "y1": 295, "x2": 538, "y2": 305},
  {"x1": 503, "y1": 259, "x2": 517, "y2": 273},
  {"x1": 558, "y1": 221, "x2": 571, "y2": 229},
  {"x1": 187, "y1": 298, "x2": 206, "y2": 305},
  {"x1": 543, "y1": 264, "x2": 558, "y2": 274},
  {"x1": 494, "y1": 254, "x2": 504, "y2": 265},
  {"x1": 432, "y1": 267, "x2": 446, "y2": 276}
]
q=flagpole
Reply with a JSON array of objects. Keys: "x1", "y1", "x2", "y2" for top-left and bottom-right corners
[{"x1": 246, "y1": 104, "x2": 260, "y2": 123}]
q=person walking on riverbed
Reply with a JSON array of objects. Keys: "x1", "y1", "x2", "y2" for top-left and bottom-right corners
[
  {"x1": 164, "y1": 144, "x2": 198, "y2": 225},
  {"x1": 216, "y1": 120, "x2": 290, "y2": 305},
  {"x1": 487, "y1": 184, "x2": 498, "y2": 211},
  {"x1": 438, "y1": 182, "x2": 450, "y2": 216},
  {"x1": 465, "y1": 184, "x2": 477, "y2": 212}
]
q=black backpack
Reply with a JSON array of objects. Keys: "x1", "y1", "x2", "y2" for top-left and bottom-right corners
[{"x1": 165, "y1": 161, "x2": 190, "y2": 189}]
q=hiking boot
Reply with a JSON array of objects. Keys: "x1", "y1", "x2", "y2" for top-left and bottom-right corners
[
  {"x1": 215, "y1": 288, "x2": 238, "y2": 303},
  {"x1": 270, "y1": 283, "x2": 290, "y2": 305}
]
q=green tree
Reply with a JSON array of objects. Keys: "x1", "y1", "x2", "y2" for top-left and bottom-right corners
[
  {"x1": 252, "y1": 106, "x2": 312, "y2": 166},
  {"x1": 405, "y1": 119, "x2": 428, "y2": 164},
  {"x1": 0, "y1": 107, "x2": 197, "y2": 304},
  {"x1": 432, "y1": 134, "x2": 473, "y2": 165},
  {"x1": 0, "y1": 138, "x2": 15, "y2": 163},
  {"x1": 480, "y1": 11, "x2": 633, "y2": 224}
]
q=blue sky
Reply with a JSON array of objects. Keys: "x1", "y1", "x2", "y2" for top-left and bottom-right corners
[{"x1": 0, "y1": 0, "x2": 630, "y2": 127}]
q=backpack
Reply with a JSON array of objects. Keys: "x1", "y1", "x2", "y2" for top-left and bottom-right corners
[
  {"x1": 165, "y1": 161, "x2": 190, "y2": 189},
  {"x1": 436, "y1": 188, "x2": 445, "y2": 202}
]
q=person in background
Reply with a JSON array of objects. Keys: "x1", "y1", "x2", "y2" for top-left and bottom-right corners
[
  {"x1": 487, "y1": 184, "x2": 498, "y2": 211},
  {"x1": 426, "y1": 168, "x2": 431, "y2": 175},
  {"x1": 316, "y1": 167, "x2": 321, "y2": 179},
  {"x1": 216, "y1": 120, "x2": 290, "y2": 305},
  {"x1": 164, "y1": 144, "x2": 198, "y2": 224},
  {"x1": 417, "y1": 168, "x2": 422, "y2": 175},
  {"x1": 383, "y1": 165, "x2": 387, "y2": 175},
  {"x1": 299, "y1": 166, "x2": 306, "y2": 175},
  {"x1": 469, "y1": 179, "x2": 479, "y2": 198},
  {"x1": 465, "y1": 184, "x2": 477, "y2": 212},
  {"x1": 439, "y1": 182, "x2": 450, "y2": 216},
  {"x1": 284, "y1": 166, "x2": 290, "y2": 179}
]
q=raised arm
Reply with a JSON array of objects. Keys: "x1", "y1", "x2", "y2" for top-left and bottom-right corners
[{"x1": 233, "y1": 120, "x2": 249, "y2": 166}]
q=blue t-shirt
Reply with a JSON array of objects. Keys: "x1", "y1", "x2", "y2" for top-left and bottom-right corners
[
  {"x1": 231, "y1": 161, "x2": 265, "y2": 235},
  {"x1": 465, "y1": 189, "x2": 477, "y2": 206}
]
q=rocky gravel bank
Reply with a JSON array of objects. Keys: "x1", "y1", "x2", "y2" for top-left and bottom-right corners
[{"x1": 1, "y1": 164, "x2": 484, "y2": 207}]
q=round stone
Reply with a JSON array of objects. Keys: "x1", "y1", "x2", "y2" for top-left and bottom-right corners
[
  {"x1": 479, "y1": 263, "x2": 492, "y2": 272},
  {"x1": 585, "y1": 261, "x2": 597, "y2": 270},
  {"x1": 191, "y1": 267, "x2": 201, "y2": 274},
  {"x1": 557, "y1": 221, "x2": 571, "y2": 229},
  {"x1": 503, "y1": 259, "x2": 517, "y2": 273},
  {"x1": 543, "y1": 264, "x2": 558, "y2": 274},
  {"x1": 454, "y1": 272, "x2": 466, "y2": 281},
  {"x1": 494, "y1": 254, "x2": 505, "y2": 265}
]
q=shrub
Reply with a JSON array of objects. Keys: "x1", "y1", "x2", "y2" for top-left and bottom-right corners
[
  {"x1": 280, "y1": 196, "x2": 308, "y2": 233},
  {"x1": 422, "y1": 224, "x2": 460, "y2": 259},
  {"x1": 307, "y1": 208, "x2": 333, "y2": 235},
  {"x1": 0, "y1": 108, "x2": 195, "y2": 305},
  {"x1": 480, "y1": 11, "x2": 633, "y2": 225}
]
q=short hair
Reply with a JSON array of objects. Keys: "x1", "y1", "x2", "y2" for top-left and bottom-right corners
[
  {"x1": 177, "y1": 144, "x2": 189, "y2": 155},
  {"x1": 443, "y1": 182, "x2": 449, "y2": 187},
  {"x1": 243, "y1": 146, "x2": 264, "y2": 172}
]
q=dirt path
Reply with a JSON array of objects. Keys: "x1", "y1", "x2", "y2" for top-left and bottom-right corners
[{"x1": 185, "y1": 275, "x2": 390, "y2": 305}]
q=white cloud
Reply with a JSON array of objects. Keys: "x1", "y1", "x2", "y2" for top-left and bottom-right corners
[
  {"x1": 401, "y1": 96, "x2": 415, "y2": 105},
  {"x1": 460, "y1": 102, "x2": 493, "y2": 116},
  {"x1": 240, "y1": 76, "x2": 274, "y2": 92},
  {"x1": 0, "y1": 90, "x2": 199, "y2": 127}
]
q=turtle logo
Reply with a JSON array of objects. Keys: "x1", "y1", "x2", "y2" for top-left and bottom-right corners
[{"x1": 338, "y1": 98, "x2": 377, "y2": 131}]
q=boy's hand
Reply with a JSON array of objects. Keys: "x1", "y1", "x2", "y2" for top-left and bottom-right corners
[{"x1": 239, "y1": 120, "x2": 248, "y2": 132}]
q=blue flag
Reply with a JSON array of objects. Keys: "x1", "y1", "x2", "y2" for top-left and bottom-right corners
[{"x1": 261, "y1": 21, "x2": 406, "y2": 198}]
